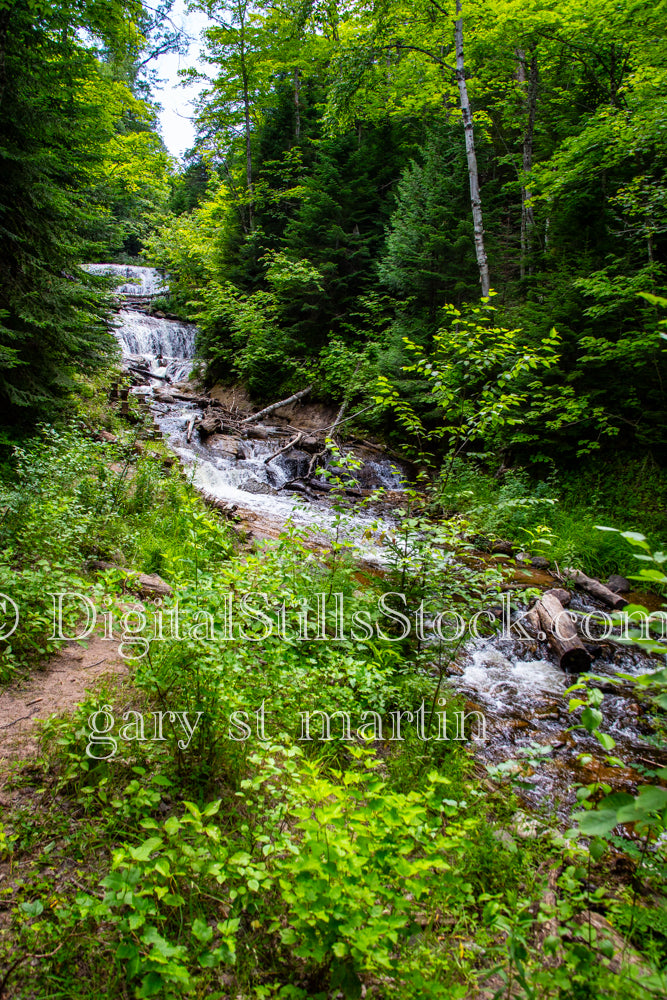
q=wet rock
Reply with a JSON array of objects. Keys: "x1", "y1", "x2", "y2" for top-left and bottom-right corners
[
  {"x1": 208, "y1": 434, "x2": 242, "y2": 459},
  {"x1": 531, "y1": 556, "x2": 550, "y2": 569},
  {"x1": 240, "y1": 477, "x2": 278, "y2": 495},
  {"x1": 491, "y1": 539, "x2": 514, "y2": 556},
  {"x1": 280, "y1": 449, "x2": 312, "y2": 481},
  {"x1": 301, "y1": 436, "x2": 321, "y2": 453},
  {"x1": 516, "y1": 551, "x2": 531, "y2": 562},
  {"x1": 607, "y1": 574, "x2": 631, "y2": 594},
  {"x1": 154, "y1": 389, "x2": 175, "y2": 403},
  {"x1": 543, "y1": 587, "x2": 571, "y2": 606},
  {"x1": 198, "y1": 416, "x2": 222, "y2": 438}
]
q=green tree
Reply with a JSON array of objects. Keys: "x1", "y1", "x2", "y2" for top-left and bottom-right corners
[{"x1": 0, "y1": 0, "x2": 163, "y2": 425}]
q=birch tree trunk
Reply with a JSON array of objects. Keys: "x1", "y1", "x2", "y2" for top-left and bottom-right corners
[
  {"x1": 516, "y1": 46, "x2": 538, "y2": 278},
  {"x1": 238, "y1": 6, "x2": 254, "y2": 232},
  {"x1": 455, "y1": 0, "x2": 490, "y2": 297},
  {"x1": 293, "y1": 68, "x2": 301, "y2": 140}
]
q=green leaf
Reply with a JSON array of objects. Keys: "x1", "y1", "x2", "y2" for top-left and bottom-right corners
[
  {"x1": 581, "y1": 707, "x2": 603, "y2": 732},
  {"x1": 192, "y1": 918, "x2": 213, "y2": 944},
  {"x1": 130, "y1": 837, "x2": 163, "y2": 862},
  {"x1": 594, "y1": 730, "x2": 616, "y2": 751},
  {"x1": 574, "y1": 809, "x2": 618, "y2": 837}
]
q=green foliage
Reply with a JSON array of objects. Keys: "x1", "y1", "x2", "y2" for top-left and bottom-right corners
[
  {"x1": 0, "y1": 0, "x2": 172, "y2": 425},
  {"x1": 375, "y1": 295, "x2": 561, "y2": 468}
]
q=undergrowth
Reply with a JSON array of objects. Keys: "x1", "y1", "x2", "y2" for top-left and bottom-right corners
[{"x1": 0, "y1": 380, "x2": 665, "y2": 998}]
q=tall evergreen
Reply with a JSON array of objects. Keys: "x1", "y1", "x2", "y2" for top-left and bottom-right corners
[{"x1": 0, "y1": 0, "x2": 142, "y2": 426}]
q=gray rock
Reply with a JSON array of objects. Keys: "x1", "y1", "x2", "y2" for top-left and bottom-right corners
[
  {"x1": 240, "y1": 477, "x2": 278, "y2": 495},
  {"x1": 491, "y1": 540, "x2": 514, "y2": 556},
  {"x1": 607, "y1": 574, "x2": 631, "y2": 594},
  {"x1": 531, "y1": 556, "x2": 550, "y2": 569}
]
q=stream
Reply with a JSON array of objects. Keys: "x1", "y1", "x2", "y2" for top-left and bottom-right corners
[{"x1": 96, "y1": 264, "x2": 666, "y2": 817}]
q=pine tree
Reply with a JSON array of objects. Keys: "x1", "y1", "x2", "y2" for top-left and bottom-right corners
[{"x1": 0, "y1": 0, "x2": 144, "y2": 426}]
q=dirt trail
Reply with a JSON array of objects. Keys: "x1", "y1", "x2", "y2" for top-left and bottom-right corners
[{"x1": 0, "y1": 637, "x2": 126, "y2": 762}]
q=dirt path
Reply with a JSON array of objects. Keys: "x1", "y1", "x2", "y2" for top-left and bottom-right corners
[{"x1": 0, "y1": 637, "x2": 127, "y2": 762}]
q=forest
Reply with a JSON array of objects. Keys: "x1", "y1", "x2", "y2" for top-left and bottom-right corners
[{"x1": 0, "y1": 0, "x2": 666, "y2": 997}]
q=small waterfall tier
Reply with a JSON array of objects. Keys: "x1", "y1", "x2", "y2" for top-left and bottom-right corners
[{"x1": 81, "y1": 263, "x2": 167, "y2": 297}]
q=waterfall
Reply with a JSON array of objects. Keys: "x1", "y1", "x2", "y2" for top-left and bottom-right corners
[
  {"x1": 82, "y1": 263, "x2": 167, "y2": 296},
  {"x1": 115, "y1": 310, "x2": 196, "y2": 360}
]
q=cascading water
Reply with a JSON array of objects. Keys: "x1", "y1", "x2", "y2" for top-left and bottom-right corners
[
  {"x1": 92, "y1": 265, "x2": 404, "y2": 553},
  {"x1": 82, "y1": 263, "x2": 167, "y2": 296},
  {"x1": 101, "y1": 265, "x2": 665, "y2": 812},
  {"x1": 114, "y1": 310, "x2": 196, "y2": 383}
]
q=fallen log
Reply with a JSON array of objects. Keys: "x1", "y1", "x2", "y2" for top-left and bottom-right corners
[
  {"x1": 186, "y1": 415, "x2": 197, "y2": 443},
  {"x1": 244, "y1": 424, "x2": 271, "y2": 440},
  {"x1": 281, "y1": 480, "x2": 311, "y2": 495},
  {"x1": 535, "y1": 591, "x2": 592, "y2": 673},
  {"x1": 264, "y1": 432, "x2": 303, "y2": 466},
  {"x1": 561, "y1": 567, "x2": 628, "y2": 610},
  {"x1": 241, "y1": 386, "x2": 312, "y2": 425},
  {"x1": 307, "y1": 478, "x2": 334, "y2": 492}
]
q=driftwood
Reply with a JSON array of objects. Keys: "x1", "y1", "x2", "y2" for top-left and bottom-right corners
[
  {"x1": 241, "y1": 386, "x2": 312, "y2": 425},
  {"x1": 186, "y1": 415, "x2": 197, "y2": 443},
  {"x1": 264, "y1": 433, "x2": 303, "y2": 466},
  {"x1": 535, "y1": 591, "x2": 592, "y2": 673},
  {"x1": 244, "y1": 424, "x2": 271, "y2": 440},
  {"x1": 562, "y1": 568, "x2": 628, "y2": 610}
]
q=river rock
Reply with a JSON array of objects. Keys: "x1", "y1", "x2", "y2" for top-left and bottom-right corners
[
  {"x1": 607, "y1": 574, "x2": 631, "y2": 594},
  {"x1": 491, "y1": 539, "x2": 514, "y2": 556},
  {"x1": 197, "y1": 415, "x2": 222, "y2": 438},
  {"x1": 208, "y1": 434, "x2": 243, "y2": 459},
  {"x1": 280, "y1": 449, "x2": 311, "y2": 481},
  {"x1": 240, "y1": 476, "x2": 278, "y2": 495},
  {"x1": 154, "y1": 389, "x2": 175, "y2": 403},
  {"x1": 531, "y1": 556, "x2": 550, "y2": 569}
]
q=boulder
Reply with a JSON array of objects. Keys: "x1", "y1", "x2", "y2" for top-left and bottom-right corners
[
  {"x1": 240, "y1": 476, "x2": 278, "y2": 495},
  {"x1": 197, "y1": 416, "x2": 222, "y2": 438},
  {"x1": 531, "y1": 556, "x2": 550, "y2": 569},
  {"x1": 208, "y1": 434, "x2": 243, "y2": 460},
  {"x1": 491, "y1": 539, "x2": 514, "y2": 556},
  {"x1": 136, "y1": 573, "x2": 173, "y2": 598},
  {"x1": 607, "y1": 574, "x2": 631, "y2": 594}
]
